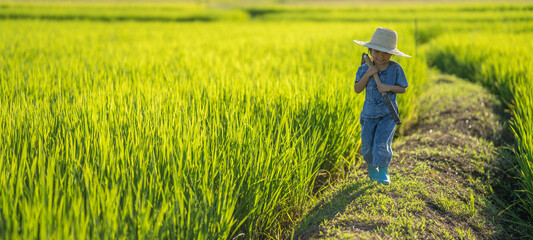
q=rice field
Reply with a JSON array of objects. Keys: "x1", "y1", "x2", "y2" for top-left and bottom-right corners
[
  {"x1": 426, "y1": 32, "x2": 533, "y2": 223},
  {"x1": 0, "y1": 1, "x2": 531, "y2": 239}
]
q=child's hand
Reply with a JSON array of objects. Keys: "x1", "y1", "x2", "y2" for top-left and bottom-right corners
[
  {"x1": 365, "y1": 64, "x2": 378, "y2": 77},
  {"x1": 377, "y1": 84, "x2": 391, "y2": 93},
  {"x1": 378, "y1": 84, "x2": 406, "y2": 94}
]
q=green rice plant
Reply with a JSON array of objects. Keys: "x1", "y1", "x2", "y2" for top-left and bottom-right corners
[
  {"x1": 246, "y1": 3, "x2": 533, "y2": 23},
  {"x1": 3, "y1": 2, "x2": 532, "y2": 25},
  {"x1": 0, "y1": 18, "x2": 426, "y2": 239},
  {"x1": 3, "y1": 0, "x2": 498, "y2": 237},
  {"x1": 510, "y1": 68, "x2": 533, "y2": 224},
  {"x1": 426, "y1": 32, "x2": 533, "y2": 229},
  {"x1": 0, "y1": 2, "x2": 249, "y2": 22}
]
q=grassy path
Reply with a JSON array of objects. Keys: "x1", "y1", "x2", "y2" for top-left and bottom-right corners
[{"x1": 291, "y1": 75, "x2": 520, "y2": 239}]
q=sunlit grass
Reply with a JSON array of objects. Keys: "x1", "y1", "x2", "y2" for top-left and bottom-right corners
[
  {"x1": 1, "y1": 1, "x2": 531, "y2": 239},
  {"x1": 0, "y1": 19, "x2": 424, "y2": 238},
  {"x1": 426, "y1": 32, "x2": 533, "y2": 229}
]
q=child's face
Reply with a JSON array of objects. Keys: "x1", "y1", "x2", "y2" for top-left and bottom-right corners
[{"x1": 370, "y1": 49, "x2": 392, "y2": 66}]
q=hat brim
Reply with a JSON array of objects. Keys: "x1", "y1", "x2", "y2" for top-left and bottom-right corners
[{"x1": 353, "y1": 40, "x2": 411, "y2": 58}]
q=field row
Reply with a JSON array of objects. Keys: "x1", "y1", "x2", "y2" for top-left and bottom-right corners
[
  {"x1": 1, "y1": 2, "x2": 532, "y2": 22},
  {"x1": 425, "y1": 32, "x2": 533, "y2": 224}
]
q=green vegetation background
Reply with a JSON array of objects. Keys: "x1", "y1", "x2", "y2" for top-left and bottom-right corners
[{"x1": 0, "y1": 1, "x2": 532, "y2": 239}]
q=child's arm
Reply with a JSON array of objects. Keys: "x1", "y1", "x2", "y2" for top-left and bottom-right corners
[
  {"x1": 377, "y1": 84, "x2": 406, "y2": 94},
  {"x1": 354, "y1": 65, "x2": 378, "y2": 93}
]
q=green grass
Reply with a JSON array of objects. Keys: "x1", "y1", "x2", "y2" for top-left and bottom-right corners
[
  {"x1": 0, "y1": 1, "x2": 532, "y2": 239},
  {"x1": 426, "y1": 33, "x2": 533, "y2": 230},
  {"x1": 292, "y1": 76, "x2": 511, "y2": 239},
  {"x1": 0, "y1": 19, "x2": 424, "y2": 239},
  {"x1": 1, "y1": 2, "x2": 533, "y2": 23},
  {"x1": 0, "y1": 2, "x2": 249, "y2": 21}
]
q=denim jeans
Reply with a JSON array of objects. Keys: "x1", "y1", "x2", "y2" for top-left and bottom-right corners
[{"x1": 360, "y1": 114, "x2": 396, "y2": 168}]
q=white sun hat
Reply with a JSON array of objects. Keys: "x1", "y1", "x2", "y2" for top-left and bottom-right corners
[{"x1": 353, "y1": 27, "x2": 411, "y2": 57}]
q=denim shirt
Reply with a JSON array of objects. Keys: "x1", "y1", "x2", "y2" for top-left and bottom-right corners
[{"x1": 355, "y1": 61, "x2": 408, "y2": 118}]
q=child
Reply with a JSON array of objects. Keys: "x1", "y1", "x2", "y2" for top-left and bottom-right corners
[{"x1": 353, "y1": 27, "x2": 410, "y2": 185}]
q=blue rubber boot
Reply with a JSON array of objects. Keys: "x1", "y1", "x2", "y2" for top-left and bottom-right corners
[
  {"x1": 368, "y1": 166, "x2": 379, "y2": 182},
  {"x1": 378, "y1": 167, "x2": 390, "y2": 185}
]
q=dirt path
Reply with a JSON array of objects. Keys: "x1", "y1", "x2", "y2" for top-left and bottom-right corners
[{"x1": 291, "y1": 75, "x2": 517, "y2": 239}]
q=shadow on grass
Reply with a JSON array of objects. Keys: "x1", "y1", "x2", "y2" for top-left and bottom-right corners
[{"x1": 290, "y1": 176, "x2": 372, "y2": 240}]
